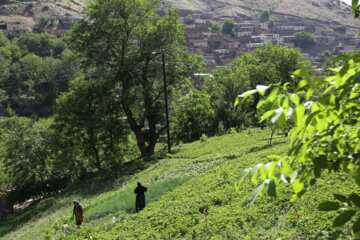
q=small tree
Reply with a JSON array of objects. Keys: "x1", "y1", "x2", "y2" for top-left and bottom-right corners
[
  {"x1": 333, "y1": 24, "x2": 347, "y2": 33},
  {"x1": 316, "y1": 50, "x2": 331, "y2": 63},
  {"x1": 185, "y1": 14, "x2": 193, "y2": 24},
  {"x1": 261, "y1": 10, "x2": 270, "y2": 22},
  {"x1": 210, "y1": 21, "x2": 221, "y2": 32},
  {"x1": 293, "y1": 32, "x2": 317, "y2": 49},
  {"x1": 171, "y1": 91, "x2": 215, "y2": 143},
  {"x1": 266, "y1": 19, "x2": 275, "y2": 28},
  {"x1": 222, "y1": 19, "x2": 235, "y2": 35}
]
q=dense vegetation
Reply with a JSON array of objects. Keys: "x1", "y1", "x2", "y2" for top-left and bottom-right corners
[
  {"x1": 0, "y1": 32, "x2": 81, "y2": 116},
  {"x1": 1, "y1": 130, "x2": 359, "y2": 239},
  {"x1": 293, "y1": 32, "x2": 317, "y2": 49},
  {"x1": 1, "y1": 0, "x2": 360, "y2": 239}
]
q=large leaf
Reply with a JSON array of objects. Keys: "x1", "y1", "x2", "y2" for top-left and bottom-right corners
[
  {"x1": 293, "y1": 69, "x2": 309, "y2": 78},
  {"x1": 235, "y1": 168, "x2": 252, "y2": 190},
  {"x1": 271, "y1": 107, "x2": 284, "y2": 123},
  {"x1": 250, "y1": 164, "x2": 263, "y2": 185},
  {"x1": 333, "y1": 210, "x2": 356, "y2": 227},
  {"x1": 256, "y1": 85, "x2": 269, "y2": 96},
  {"x1": 235, "y1": 89, "x2": 257, "y2": 106},
  {"x1": 248, "y1": 183, "x2": 265, "y2": 205},
  {"x1": 353, "y1": 216, "x2": 360, "y2": 234},
  {"x1": 349, "y1": 193, "x2": 360, "y2": 207},
  {"x1": 318, "y1": 201, "x2": 341, "y2": 211},
  {"x1": 264, "y1": 179, "x2": 276, "y2": 198}
]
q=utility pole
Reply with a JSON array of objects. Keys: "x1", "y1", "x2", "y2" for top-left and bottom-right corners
[{"x1": 162, "y1": 53, "x2": 171, "y2": 154}]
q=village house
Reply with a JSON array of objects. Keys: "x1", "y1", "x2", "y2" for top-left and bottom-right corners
[
  {"x1": 1, "y1": 23, "x2": 30, "y2": 38},
  {"x1": 334, "y1": 44, "x2": 356, "y2": 54},
  {"x1": 273, "y1": 25, "x2": 305, "y2": 35},
  {"x1": 202, "y1": 55, "x2": 216, "y2": 67},
  {"x1": 315, "y1": 35, "x2": 335, "y2": 45},
  {"x1": 194, "y1": 19, "x2": 210, "y2": 31},
  {"x1": 234, "y1": 21, "x2": 265, "y2": 35},
  {"x1": 189, "y1": 39, "x2": 208, "y2": 48}
]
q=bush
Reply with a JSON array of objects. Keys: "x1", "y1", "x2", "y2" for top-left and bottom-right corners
[
  {"x1": 333, "y1": 24, "x2": 347, "y2": 33},
  {"x1": 171, "y1": 91, "x2": 216, "y2": 143},
  {"x1": 222, "y1": 19, "x2": 235, "y2": 35},
  {"x1": 261, "y1": 10, "x2": 270, "y2": 22},
  {"x1": 210, "y1": 21, "x2": 221, "y2": 32},
  {"x1": 266, "y1": 19, "x2": 275, "y2": 28},
  {"x1": 42, "y1": 5, "x2": 50, "y2": 11},
  {"x1": 293, "y1": 32, "x2": 317, "y2": 48}
]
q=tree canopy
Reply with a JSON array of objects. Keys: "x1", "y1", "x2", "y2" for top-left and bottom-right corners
[
  {"x1": 293, "y1": 32, "x2": 317, "y2": 49},
  {"x1": 69, "y1": 0, "x2": 202, "y2": 156}
]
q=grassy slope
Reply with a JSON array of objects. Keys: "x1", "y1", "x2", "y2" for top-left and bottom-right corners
[{"x1": 1, "y1": 129, "x2": 359, "y2": 239}]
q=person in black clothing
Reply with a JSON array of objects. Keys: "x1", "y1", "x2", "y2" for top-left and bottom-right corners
[{"x1": 134, "y1": 182, "x2": 147, "y2": 212}]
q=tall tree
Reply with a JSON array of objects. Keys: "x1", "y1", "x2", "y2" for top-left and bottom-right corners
[{"x1": 69, "y1": 0, "x2": 201, "y2": 156}]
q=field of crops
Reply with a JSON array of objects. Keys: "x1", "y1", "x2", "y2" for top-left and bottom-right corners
[{"x1": 1, "y1": 128, "x2": 358, "y2": 239}]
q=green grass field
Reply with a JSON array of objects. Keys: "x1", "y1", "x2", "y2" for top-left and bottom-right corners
[{"x1": 1, "y1": 128, "x2": 358, "y2": 239}]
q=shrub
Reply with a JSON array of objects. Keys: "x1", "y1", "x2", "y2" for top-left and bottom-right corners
[
  {"x1": 293, "y1": 32, "x2": 317, "y2": 48},
  {"x1": 222, "y1": 19, "x2": 235, "y2": 35},
  {"x1": 210, "y1": 21, "x2": 221, "y2": 32},
  {"x1": 333, "y1": 24, "x2": 347, "y2": 33},
  {"x1": 261, "y1": 10, "x2": 270, "y2": 22}
]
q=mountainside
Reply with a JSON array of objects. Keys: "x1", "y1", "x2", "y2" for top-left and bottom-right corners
[
  {"x1": 0, "y1": 0, "x2": 359, "y2": 30},
  {"x1": 160, "y1": 0, "x2": 360, "y2": 28}
]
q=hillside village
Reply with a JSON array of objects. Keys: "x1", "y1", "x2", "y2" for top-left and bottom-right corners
[
  {"x1": 180, "y1": 9, "x2": 360, "y2": 72},
  {"x1": 0, "y1": 0, "x2": 360, "y2": 71}
]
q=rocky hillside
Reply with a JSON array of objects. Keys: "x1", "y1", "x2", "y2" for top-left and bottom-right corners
[
  {"x1": 0, "y1": 0, "x2": 84, "y2": 32},
  {"x1": 160, "y1": 0, "x2": 360, "y2": 28},
  {"x1": 0, "y1": 0, "x2": 359, "y2": 33}
]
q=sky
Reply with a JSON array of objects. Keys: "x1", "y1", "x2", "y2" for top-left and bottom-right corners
[{"x1": 341, "y1": 0, "x2": 351, "y2": 6}]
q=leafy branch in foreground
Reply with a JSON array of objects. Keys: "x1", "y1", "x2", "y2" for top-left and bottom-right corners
[{"x1": 235, "y1": 56, "x2": 360, "y2": 238}]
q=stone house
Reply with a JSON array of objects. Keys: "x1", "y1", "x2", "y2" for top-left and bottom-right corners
[
  {"x1": 189, "y1": 39, "x2": 208, "y2": 48},
  {"x1": 235, "y1": 21, "x2": 264, "y2": 34},
  {"x1": 3, "y1": 23, "x2": 29, "y2": 38},
  {"x1": 334, "y1": 44, "x2": 356, "y2": 54}
]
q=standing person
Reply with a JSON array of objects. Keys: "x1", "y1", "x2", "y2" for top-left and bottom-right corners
[
  {"x1": 134, "y1": 182, "x2": 147, "y2": 212},
  {"x1": 72, "y1": 200, "x2": 84, "y2": 228}
]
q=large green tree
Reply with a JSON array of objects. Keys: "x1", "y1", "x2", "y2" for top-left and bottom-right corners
[
  {"x1": 53, "y1": 77, "x2": 130, "y2": 170},
  {"x1": 205, "y1": 43, "x2": 311, "y2": 130},
  {"x1": 69, "y1": 0, "x2": 201, "y2": 156}
]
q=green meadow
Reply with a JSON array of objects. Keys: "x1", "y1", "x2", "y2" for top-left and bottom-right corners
[{"x1": 1, "y1": 129, "x2": 358, "y2": 239}]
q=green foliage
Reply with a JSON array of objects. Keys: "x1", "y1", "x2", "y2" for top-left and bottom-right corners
[
  {"x1": 261, "y1": 10, "x2": 270, "y2": 22},
  {"x1": 69, "y1": 0, "x2": 202, "y2": 156},
  {"x1": 18, "y1": 33, "x2": 66, "y2": 58},
  {"x1": 235, "y1": 53, "x2": 360, "y2": 238},
  {"x1": 0, "y1": 117, "x2": 61, "y2": 202},
  {"x1": 53, "y1": 77, "x2": 130, "y2": 170},
  {"x1": 266, "y1": 18, "x2": 275, "y2": 28},
  {"x1": 333, "y1": 24, "x2": 347, "y2": 33},
  {"x1": 0, "y1": 33, "x2": 81, "y2": 115},
  {"x1": 0, "y1": 31, "x2": 9, "y2": 47},
  {"x1": 185, "y1": 14, "x2": 192, "y2": 24},
  {"x1": 210, "y1": 21, "x2": 221, "y2": 32},
  {"x1": 171, "y1": 91, "x2": 215, "y2": 143},
  {"x1": 2, "y1": 129, "x2": 360, "y2": 239},
  {"x1": 212, "y1": 43, "x2": 310, "y2": 131},
  {"x1": 221, "y1": 19, "x2": 235, "y2": 35},
  {"x1": 293, "y1": 32, "x2": 317, "y2": 49},
  {"x1": 317, "y1": 50, "x2": 332, "y2": 63}
]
